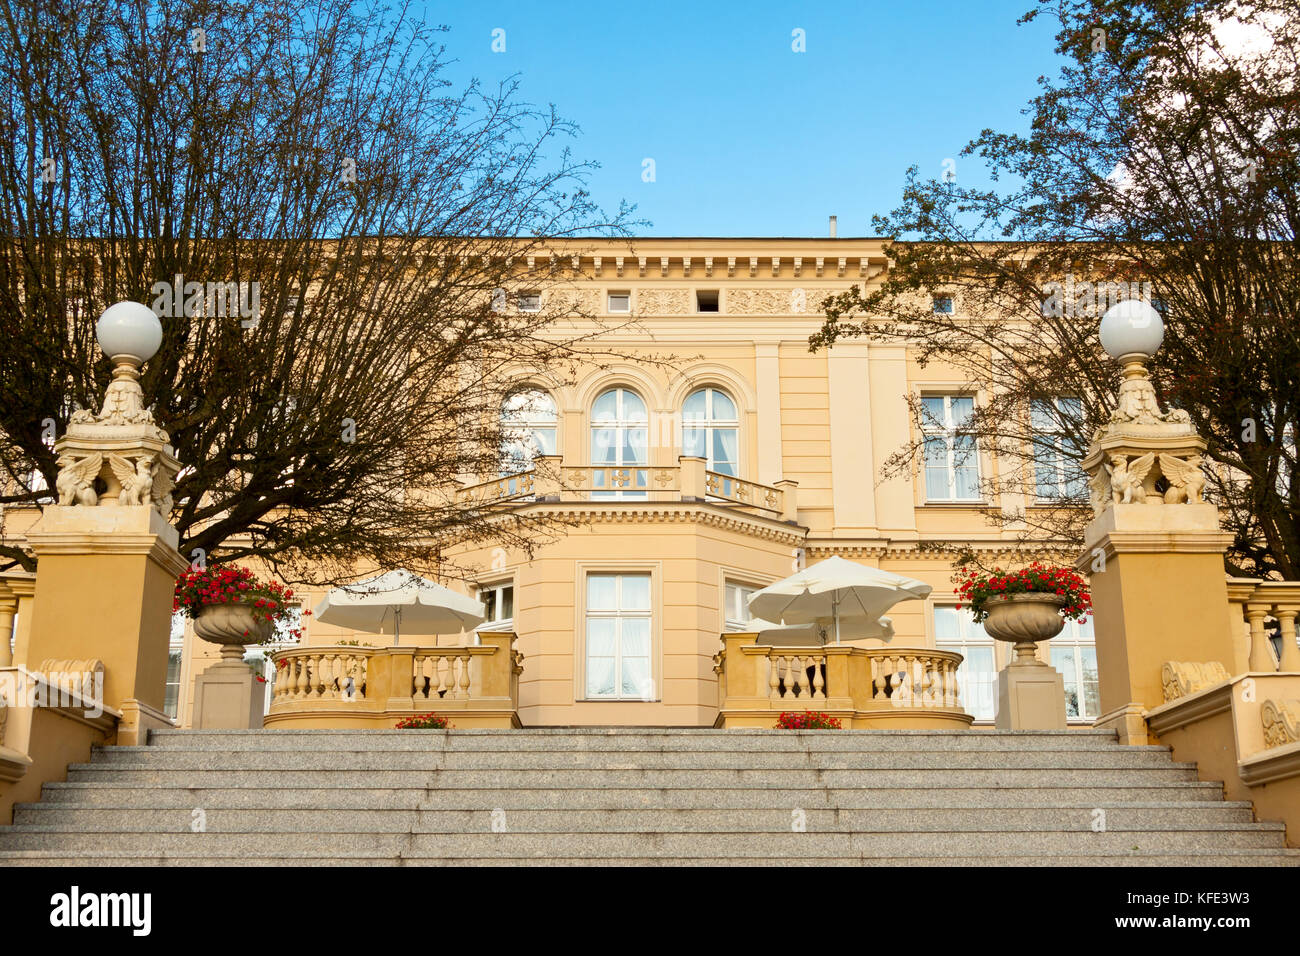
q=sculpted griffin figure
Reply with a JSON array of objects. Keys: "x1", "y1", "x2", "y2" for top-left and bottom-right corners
[
  {"x1": 55, "y1": 453, "x2": 102, "y2": 506},
  {"x1": 1104, "y1": 452, "x2": 1155, "y2": 504}
]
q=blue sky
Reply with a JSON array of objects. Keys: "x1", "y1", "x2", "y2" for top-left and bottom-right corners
[{"x1": 428, "y1": 1, "x2": 1064, "y2": 236}]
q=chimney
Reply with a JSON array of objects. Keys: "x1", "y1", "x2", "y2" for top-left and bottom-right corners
[{"x1": 828, "y1": 215, "x2": 837, "y2": 238}]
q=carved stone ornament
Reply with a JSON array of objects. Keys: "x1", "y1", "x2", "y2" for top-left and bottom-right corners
[
  {"x1": 1081, "y1": 355, "x2": 1208, "y2": 517},
  {"x1": 52, "y1": 355, "x2": 180, "y2": 516},
  {"x1": 1261, "y1": 698, "x2": 1300, "y2": 749},
  {"x1": 1160, "y1": 660, "x2": 1230, "y2": 702}
]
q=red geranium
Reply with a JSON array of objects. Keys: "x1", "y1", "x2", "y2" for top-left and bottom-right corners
[
  {"x1": 952, "y1": 561, "x2": 1092, "y2": 623},
  {"x1": 775, "y1": 711, "x2": 843, "y2": 730}
]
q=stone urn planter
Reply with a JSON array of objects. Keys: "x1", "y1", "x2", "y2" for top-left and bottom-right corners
[
  {"x1": 981, "y1": 593, "x2": 1067, "y2": 665},
  {"x1": 194, "y1": 603, "x2": 274, "y2": 660}
]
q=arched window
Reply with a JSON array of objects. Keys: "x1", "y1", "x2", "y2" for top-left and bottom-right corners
[
  {"x1": 500, "y1": 389, "x2": 558, "y2": 473},
  {"x1": 590, "y1": 387, "x2": 648, "y2": 498},
  {"x1": 682, "y1": 387, "x2": 739, "y2": 476}
]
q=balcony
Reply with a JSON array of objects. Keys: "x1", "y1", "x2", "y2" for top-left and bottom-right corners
[
  {"x1": 713, "y1": 632, "x2": 974, "y2": 729},
  {"x1": 263, "y1": 631, "x2": 523, "y2": 729},
  {"x1": 457, "y1": 455, "x2": 798, "y2": 523}
]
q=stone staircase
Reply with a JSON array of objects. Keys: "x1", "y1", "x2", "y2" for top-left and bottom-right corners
[{"x1": 1, "y1": 727, "x2": 1297, "y2": 865}]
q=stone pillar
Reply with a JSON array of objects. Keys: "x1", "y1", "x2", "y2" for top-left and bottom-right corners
[
  {"x1": 23, "y1": 302, "x2": 185, "y2": 746},
  {"x1": 0, "y1": 585, "x2": 15, "y2": 667},
  {"x1": 1075, "y1": 333, "x2": 1235, "y2": 744}
]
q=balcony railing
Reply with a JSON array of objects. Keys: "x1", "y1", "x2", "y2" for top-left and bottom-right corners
[
  {"x1": 1226, "y1": 578, "x2": 1300, "y2": 674},
  {"x1": 457, "y1": 455, "x2": 798, "y2": 522},
  {"x1": 713, "y1": 633, "x2": 973, "y2": 729},
  {"x1": 264, "y1": 631, "x2": 522, "y2": 729}
]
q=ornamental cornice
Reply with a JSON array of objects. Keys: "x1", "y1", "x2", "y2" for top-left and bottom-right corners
[
  {"x1": 463, "y1": 500, "x2": 807, "y2": 546},
  {"x1": 805, "y1": 541, "x2": 1080, "y2": 561}
]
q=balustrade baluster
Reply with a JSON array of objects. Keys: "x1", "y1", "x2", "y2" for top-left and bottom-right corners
[
  {"x1": 812, "y1": 656, "x2": 825, "y2": 699},
  {"x1": 458, "y1": 653, "x2": 472, "y2": 698},
  {"x1": 321, "y1": 654, "x2": 338, "y2": 699},
  {"x1": 789, "y1": 655, "x2": 803, "y2": 698},
  {"x1": 412, "y1": 656, "x2": 425, "y2": 699},
  {"x1": 295, "y1": 656, "x2": 309, "y2": 698},
  {"x1": 1276, "y1": 607, "x2": 1300, "y2": 672},
  {"x1": 768, "y1": 654, "x2": 780, "y2": 699}
]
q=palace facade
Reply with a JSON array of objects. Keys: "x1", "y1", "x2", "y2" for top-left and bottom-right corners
[{"x1": 1, "y1": 236, "x2": 1096, "y2": 729}]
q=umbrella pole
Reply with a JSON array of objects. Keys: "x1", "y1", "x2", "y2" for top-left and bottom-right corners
[
  {"x1": 833, "y1": 593, "x2": 840, "y2": 645},
  {"x1": 394, "y1": 607, "x2": 401, "y2": 647}
]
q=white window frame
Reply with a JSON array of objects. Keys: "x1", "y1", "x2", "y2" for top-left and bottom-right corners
[
  {"x1": 682, "y1": 386, "x2": 740, "y2": 477},
  {"x1": 583, "y1": 572, "x2": 654, "y2": 701},
  {"x1": 932, "y1": 296, "x2": 954, "y2": 314},
  {"x1": 500, "y1": 388, "x2": 558, "y2": 474},
  {"x1": 590, "y1": 387, "x2": 649, "y2": 500},
  {"x1": 724, "y1": 580, "x2": 761, "y2": 632},
  {"x1": 517, "y1": 292, "x2": 541, "y2": 313},
  {"x1": 478, "y1": 580, "x2": 515, "y2": 630},
  {"x1": 921, "y1": 394, "x2": 981, "y2": 502},
  {"x1": 1049, "y1": 618, "x2": 1099, "y2": 723},
  {"x1": 607, "y1": 290, "x2": 631, "y2": 314},
  {"x1": 933, "y1": 605, "x2": 999, "y2": 722},
  {"x1": 1031, "y1": 397, "x2": 1087, "y2": 501},
  {"x1": 165, "y1": 612, "x2": 187, "y2": 721}
]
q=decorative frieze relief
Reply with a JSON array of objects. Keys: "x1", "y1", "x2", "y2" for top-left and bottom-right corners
[
  {"x1": 1160, "y1": 660, "x2": 1230, "y2": 702},
  {"x1": 1261, "y1": 699, "x2": 1300, "y2": 749}
]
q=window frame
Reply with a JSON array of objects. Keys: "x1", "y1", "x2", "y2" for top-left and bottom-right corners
[
  {"x1": 499, "y1": 387, "x2": 559, "y2": 474},
  {"x1": 477, "y1": 579, "x2": 516, "y2": 631},
  {"x1": 581, "y1": 570, "x2": 656, "y2": 701},
  {"x1": 695, "y1": 289, "x2": 721, "y2": 313},
  {"x1": 590, "y1": 386, "x2": 649, "y2": 500},
  {"x1": 931, "y1": 603, "x2": 999, "y2": 722},
  {"x1": 1030, "y1": 396, "x2": 1087, "y2": 502},
  {"x1": 1048, "y1": 616, "x2": 1099, "y2": 723},
  {"x1": 920, "y1": 393, "x2": 982, "y2": 503},
  {"x1": 681, "y1": 386, "x2": 740, "y2": 477},
  {"x1": 606, "y1": 290, "x2": 632, "y2": 314}
]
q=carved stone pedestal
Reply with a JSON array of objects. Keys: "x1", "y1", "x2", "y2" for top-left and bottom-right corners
[
  {"x1": 996, "y1": 659, "x2": 1069, "y2": 730},
  {"x1": 192, "y1": 648, "x2": 265, "y2": 730}
]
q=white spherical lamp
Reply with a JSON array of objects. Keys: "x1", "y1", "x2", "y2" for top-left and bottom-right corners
[
  {"x1": 1099, "y1": 299, "x2": 1163, "y2": 359},
  {"x1": 96, "y1": 301, "x2": 163, "y2": 364}
]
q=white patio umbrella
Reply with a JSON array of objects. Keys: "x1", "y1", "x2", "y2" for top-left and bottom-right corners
[
  {"x1": 313, "y1": 570, "x2": 486, "y2": 646},
  {"x1": 747, "y1": 556, "x2": 932, "y2": 644}
]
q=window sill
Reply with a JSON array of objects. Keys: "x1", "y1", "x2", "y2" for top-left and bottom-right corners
[{"x1": 920, "y1": 500, "x2": 989, "y2": 507}]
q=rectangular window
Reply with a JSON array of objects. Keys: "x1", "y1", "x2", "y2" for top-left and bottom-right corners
[
  {"x1": 695, "y1": 290, "x2": 720, "y2": 313},
  {"x1": 933, "y1": 296, "x2": 954, "y2": 314},
  {"x1": 517, "y1": 292, "x2": 541, "y2": 312},
  {"x1": 1049, "y1": 616, "x2": 1099, "y2": 721},
  {"x1": 165, "y1": 612, "x2": 186, "y2": 720},
  {"x1": 585, "y1": 573, "x2": 652, "y2": 700},
  {"x1": 1031, "y1": 397, "x2": 1087, "y2": 500},
  {"x1": 921, "y1": 395, "x2": 980, "y2": 501},
  {"x1": 607, "y1": 291, "x2": 631, "y2": 313},
  {"x1": 933, "y1": 605, "x2": 997, "y2": 720},
  {"x1": 724, "y1": 581, "x2": 759, "y2": 631},
  {"x1": 480, "y1": 582, "x2": 515, "y2": 627}
]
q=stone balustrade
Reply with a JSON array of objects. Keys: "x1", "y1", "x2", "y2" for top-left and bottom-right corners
[
  {"x1": 713, "y1": 633, "x2": 972, "y2": 729},
  {"x1": 456, "y1": 455, "x2": 798, "y2": 522},
  {"x1": 264, "y1": 631, "x2": 522, "y2": 729},
  {"x1": 1226, "y1": 578, "x2": 1300, "y2": 673}
]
